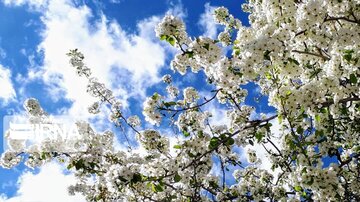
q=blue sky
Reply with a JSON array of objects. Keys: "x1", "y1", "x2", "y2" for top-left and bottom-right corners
[{"x1": 0, "y1": 0, "x2": 277, "y2": 201}]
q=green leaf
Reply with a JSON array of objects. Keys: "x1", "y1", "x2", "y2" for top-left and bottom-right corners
[
  {"x1": 294, "y1": 185, "x2": 302, "y2": 192},
  {"x1": 296, "y1": 127, "x2": 304, "y2": 135},
  {"x1": 315, "y1": 114, "x2": 321, "y2": 122},
  {"x1": 265, "y1": 123, "x2": 272, "y2": 132},
  {"x1": 340, "y1": 107, "x2": 348, "y2": 115},
  {"x1": 163, "y1": 101, "x2": 177, "y2": 108},
  {"x1": 344, "y1": 54, "x2": 352, "y2": 62},
  {"x1": 152, "y1": 183, "x2": 164, "y2": 192},
  {"x1": 309, "y1": 68, "x2": 321, "y2": 79},
  {"x1": 233, "y1": 71, "x2": 243, "y2": 77},
  {"x1": 185, "y1": 51, "x2": 194, "y2": 58},
  {"x1": 167, "y1": 36, "x2": 176, "y2": 46},
  {"x1": 160, "y1": 35, "x2": 167, "y2": 41},
  {"x1": 74, "y1": 159, "x2": 84, "y2": 170},
  {"x1": 343, "y1": 49, "x2": 354, "y2": 62},
  {"x1": 88, "y1": 162, "x2": 97, "y2": 169},
  {"x1": 255, "y1": 132, "x2": 264, "y2": 143},
  {"x1": 209, "y1": 181, "x2": 219, "y2": 189},
  {"x1": 306, "y1": 177, "x2": 314, "y2": 186},
  {"x1": 305, "y1": 62, "x2": 313, "y2": 69},
  {"x1": 152, "y1": 92, "x2": 160, "y2": 100},
  {"x1": 173, "y1": 145, "x2": 182, "y2": 149},
  {"x1": 278, "y1": 114, "x2": 283, "y2": 124},
  {"x1": 226, "y1": 138, "x2": 235, "y2": 146},
  {"x1": 354, "y1": 57, "x2": 359, "y2": 64},
  {"x1": 131, "y1": 173, "x2": 142, "y2": 184},
  {"x1": 233, "y1": 47, "x2": 240, "y2": 56},
  {"x1": 320, "y1": 107, "x2": 327, "y2": 114},
  {"x1": 174, "y1": 173, "x2": 181, "y2": 182},
  {"x1": 315, "y1": 130, "x2": 324, "y2": 137},
  {"x1": 182, "y1": 130, "x2": 190, "y2": 137},
  {"x1": 345, "y1": 50, "x2": 353, "y2": 55},
  {"x1": 151, "y1": 183, "x2": 156, "y2": 192},
  {"x1": 187, "y1": 152, "x2": 195, "y2": 158},
  {"x1": 209, "y1": 137, "x2": 219, "y2": 149},
  {"x1": 203, "y1": 43, "x2": 210, "y2": 50},
  {"x1": 265, "y1": 72, "x2": 272, "y2": 79},
  {"x1": 67, "y1": 163, "x2": 73, "y2": 170},
  {"x1": 169, "y1": 195, "x2": 177, "y2": 200},
  {"x1": 350, "y1": 73, "x2": 357, "y2": 84},
  {"x1": 219, "y1": 133, "x2": 226, "y2": 140},
  {"x1": 41, "y1": 152, "x2": 47, "y2": 160},
  {"x1": 264, "y1": 50, "x2": 271, "y2": 60},
  {"x1": 288, "y1": 58, "x2": 300, "y2": 65},
  {"x1": 197, "y1": 130, "x2": 204, "y2": 138}
]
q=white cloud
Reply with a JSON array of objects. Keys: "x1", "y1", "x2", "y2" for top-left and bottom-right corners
[
  {"x1": 0, "y1": 64, "x2": 16, "y2": 104},
  {"x1": 0, "y1": 47, "x2": 6, "y2": 59},
  {"x1": 29, "y1": 0, "x2": 170, "y2": 118},
  {"x1": 109, "y1": 0, "x2": 121, "y2": 4},
  {"x1": 3, "y1": 0, "x2": 187, "y2": 119},
  {"x1": 198, "y1": 3, "x2": 220, "y2": 38},
  {"x1": 1, "y1": 162, "x2": 86, "y2": 202},
  {"x1": 0, "y1": 194, "x2": 7, "y2": 201},
  {"x1": 166, "y1": 0, "x2": 187, "y2": 19},
  {"x1": 2, "y1": 0, "x2": 47, "y2": 10}
]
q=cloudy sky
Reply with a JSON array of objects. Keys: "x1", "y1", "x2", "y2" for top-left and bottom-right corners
[{"x1": 0, "y1": 0, "x2": 279, "y2": 201}]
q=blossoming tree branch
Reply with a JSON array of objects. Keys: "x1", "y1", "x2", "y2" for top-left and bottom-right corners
[{"x1": 1, "y1": 0, "x2": 360, "y2": 201}]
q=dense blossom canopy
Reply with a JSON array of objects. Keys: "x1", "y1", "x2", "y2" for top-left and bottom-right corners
[{"x1": 1, "y1": 0, "x2": 360, "y2": 201}]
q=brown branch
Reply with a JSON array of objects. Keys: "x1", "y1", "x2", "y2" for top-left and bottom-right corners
[
  {"x1": 295, "y1": 30, "x2": 307, "y2": 37},
  {"x1": 325, "y1": 16, "x2": 360, "y2": 25},
  {"x1": 158, "y1": 89, "x2": 221, "y2": 112},
  {"x1": 292, "y1": 50, "x2": 330, "y2": 60}
]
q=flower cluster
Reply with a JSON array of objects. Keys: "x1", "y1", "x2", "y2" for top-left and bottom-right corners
[
  {"x1": 155, "y1": 15, "x2": 189, "y2": 47},
  {"x1": 0, "y1": 151, "x2": 22, "y2": 168},
  {"x1": 127, "y1": 115, "x2": 141, "y2": 127},
  {"x1": 166, "y1": 85, "x2": 179, "y2": 98},
  {"x1": 162, "y1": 74, "x2": 172, "y2": 84},
  {"x1": 23, "y1": 98, "x2": 47, "y2": 117},
  {"x1": 183, "y1": 87, "x2": 199, "y2": 104},
  {"x1": 143, "y1": 93, "x2": 162, "y2": 125},
  {"x1": 88, "y1": 101, "x2": 100, "y2": 114},
  {"x1": 67, "y1": 49, "x2": 91, "y2": 77},
  {"x1": 137, "y1": 130, "x2": 169, "y2": 153}
]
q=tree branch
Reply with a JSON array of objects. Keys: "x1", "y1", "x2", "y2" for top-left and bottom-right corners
[
  {"x1": 292, "y1": 50, "x2": 330, "y2": 60},
  {"x1": 324, "y1": 16, "x2": 360, "y2": 25},
  {"x1": 158, "y1": 89, "x2": 221, "y2": 112}
]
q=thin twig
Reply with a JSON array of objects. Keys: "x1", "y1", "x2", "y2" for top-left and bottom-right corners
[{"x1": 292, "y1": 50, "x2": 330, "y2": 60}]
